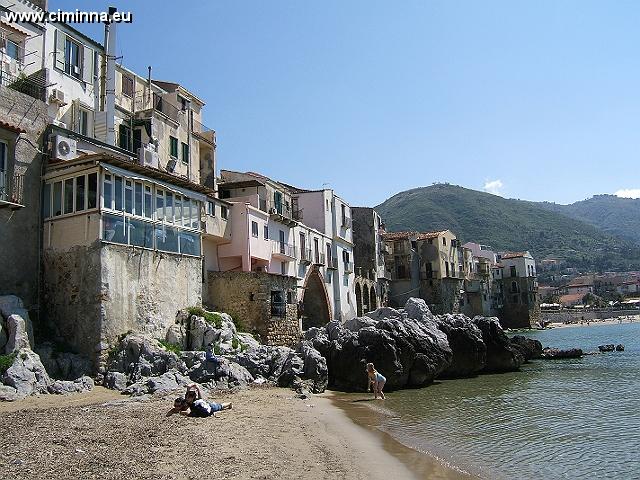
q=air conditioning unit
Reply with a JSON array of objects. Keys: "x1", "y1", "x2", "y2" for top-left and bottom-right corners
[
  {"x1": 51, "y1": 135, "x2": 77, "y2": 161},
  {"x1": 49, "y1": 89, "x2": 66, "y2": 106},
  {"x1": 52, "y1": 119, "x2": 67, "y2": 129},
  {"x1": 138, "y1": 146, "x2": 159, "y2": 169}
]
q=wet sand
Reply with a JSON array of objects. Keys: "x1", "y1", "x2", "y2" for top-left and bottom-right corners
[{"x1": 0, "y1": 386, "x2": 467, "y2": 480}]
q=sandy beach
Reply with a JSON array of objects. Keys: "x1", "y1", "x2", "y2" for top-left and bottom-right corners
[
  {"x1": 548, "y1": 314, "x2": 640, "y2": 329},
  {"x1": 0, "y1": 386, "x2": 469, "y2": 480}
]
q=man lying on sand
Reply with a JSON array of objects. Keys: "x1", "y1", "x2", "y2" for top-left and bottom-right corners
[{"x1": 167, "y1": 383, "x2": 232, "y2": 418}]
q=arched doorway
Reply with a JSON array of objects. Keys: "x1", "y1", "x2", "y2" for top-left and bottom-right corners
[
  {"x1": 355, "y1": 283, "x2": 363, "y2": 317},
  {"x1": 363, "y1": 286, "x2": 370, "y2": 313},
  {"x1": 302, "y1": 270, "x2": 331, "y2": 329},
  {"x1": 370, "y1": 286, "x2": 377, "y2": 311}
]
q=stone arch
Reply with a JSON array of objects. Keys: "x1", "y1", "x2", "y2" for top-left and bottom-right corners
[
  {"x1": 355, "y1": 282, "x2": 363, "y2": 317},
  {"x1": 363, "y1": 285, "x2": 370, "y2": 313},
  {"x1": 302, "y1": 269, "x2": 332, "y2": 329},
  {"x1": 370, "y1": 286, "x2": 377, "y2": 311}
]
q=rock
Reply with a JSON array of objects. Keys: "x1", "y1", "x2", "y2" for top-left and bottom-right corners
[
  {"x1": 165, "y1": 324, "x2": 185, "y2": 349},
  {"x1": 48, "y1": 376, "x2": 94, "y2": 395},
  {"x1": 343, "y1": 316, "x2": 378, "y2": 332},
  {"x1": 319, "y1": 299, "x2": 452, "y2": 392},
  {"x1": 510, "y1": 336, "x2": 543, "y2": 362},
  {"x1": 104, "y1": 371, "x2": 128, "y2": 391},
  {"x1": 0, "y1": 322, "x2": 7, "y2": 351},
  {"x1": 435, "y1": 314, "x2": 487, "y2": 378},
  {"x1": 297, "y1": 343, "x2": 328, "y2": 393},
  {"x1": 0, "y1": 296, "x2": 34, "y2": 348},
  {"x1": 34, "y1": 342, "x2": 92, "y2": 380},
  {"x1": 598, "y1": 344, "x2": 615, "y2": 353},
  {"x1": 403, "y1": 298, "x2": 435, "y2": 321},
  {"x1": 2, "y1": 349, "x2": 51, "y2": 399},
  {"x1": 541, "y1": 348, "x2": 583, "y2": 359},
  {"x1": 214, "y1": 359, "x2": 254, "y2": 389},
  {"x1": 5, "y1": 314, "x2": 31, "y2": 353},
  {"x1": 277, "y1": 351, "x2": 305, "y2": 389},
  {"x1": 616, "y1": 344, "x2": 625, "y2": 352},
  {"x1": 237, "y1": 333, "x2": 260, "y2": 352},
  {"x1": 0, "y1": 385, "x2": 19, "y2": 401},
  {"x1": 188, "y1": 316, "x2": 208, "y2": 351},
  {"x1": 124, "y1": 370, "x2": 191, "y2": 396},
  {"x1": 472, "y1": 316, "x2": 524, "y2": 373}
]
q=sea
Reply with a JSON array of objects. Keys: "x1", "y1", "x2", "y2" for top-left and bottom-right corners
[{"x1": 347, "y1": 321, "x2": 640, "y2": 479}]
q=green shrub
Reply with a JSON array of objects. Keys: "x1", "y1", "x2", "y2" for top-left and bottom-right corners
[
  {"x1": 231, "y1": 336, "x2": 239, "y2": 350},
  {"x1": 232, "y1": 315, "x2": 246, "y2": 333},
  {"x1": 213, "y1": 344, "x2": 221, "y2": 355},
  {"x1": 0, "y1": 353, "x2": 17, "y2": 374},
  {"x1": 158, "y1": 339, "x2": 182, "y2": 354},
  {"x1": 187, "y1": 306, "x2": 206, "y2": 317},
  {"x1": 188, "y1": 307, "x2": 223, "y2": 328}
]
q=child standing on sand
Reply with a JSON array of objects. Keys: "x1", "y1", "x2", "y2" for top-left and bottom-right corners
[{"x1": 366, "y1": 363, "x2": 386, "y2": 399}]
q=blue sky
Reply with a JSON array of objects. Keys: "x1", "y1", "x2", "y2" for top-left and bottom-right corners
[{"x1": 52, "y1": 0, "x2": 640, "y2": 206}]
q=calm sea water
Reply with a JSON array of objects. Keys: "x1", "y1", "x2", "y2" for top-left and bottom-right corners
[{"x1": 366, "y1": 322, "x2": 640, "y2": 479}]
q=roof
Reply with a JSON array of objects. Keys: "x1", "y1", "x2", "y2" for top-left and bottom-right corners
[
  {"x1": 417, "y1": 230, "x2": 449, "y2": 240},
  {"x1": 559, "y1": 293, "x2": 585, "y2": 306},
  {"x1": 218, "y1": 179, "x2": 265, "y2": 189},
  {"x1": 382, "y1": 230, "x2": 449, "y2": 241},
  {"x1": 501, "y1": 252, "x2": 530, "y2": 259},
  {"x1": 0, "y1": 120, "x2": 27, "y2": 134}
]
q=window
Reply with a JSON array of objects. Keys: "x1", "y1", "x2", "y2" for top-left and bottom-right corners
[
  {"x1": 114, "y1": 176, "x2": 123, "y2": 210},
  {"x1": 124, "y1": 180, "x2": 133, "y2": 214},
  {"x1": 252, "y1": 221, "x2": 259, "y2": 237},
  {"x1": 75, "y1": 175, "x2": 85, "y2": 211},
  {"x1": 43, "y1": 183, "x2": 51, "y2": 217},
  {"x1": 442, "y1": 237, "x2": 447, "y2": 246},
  {"x1": 181, "y1": 142, "x2": 189, "y2": 164},
  {"x1": 0, "y1": 140, "x2": 6, "y2": 172},
  {"x1": 411, "y1": 240, "x2": 417, "y2": 249},
  {"x1": 314, "y1": 238, "x2": 319, "y2": 263},
  {"x1": 221, "y1": 206, "x2": 228, "y2": 220},
  {"x1": 326, "y1": 243, "x2": 332, "y2": 263},
  {"x1": 63, "y1": 178, "x2": 74, "y2": 214},
  {"x1": 134, "y1": 182, "x2": 143, "y2": 217},
  {"x1": 178, "y1": 95, "x2": 189, "y2": 111},
  {"x1": 445, "y1": 261, "x2": 450, "y2": 277},
  {"x1": 207, "y1": 201, "x2": 215, "y2": 216},
  {"x1": 281, "y1": 262, "x2": 286, "y2": 275},
  {"x1": 165, "y1": 192, "x2": 174, "y2": 223},
  {"x1": 6, "y1": 39, "x2": 20, "y2": 61},
  {"x1": 342, "y1": 249, "x2": 350, "y2": 263},
  {"x1": 122, "y1": 75, "x2": 134, "y2": 97},
  {"x1": 510, "y1": 266, "x2": 517, "y2": 277},
  {"x1": 144, "y1": 185, "x2": 152, "y2": 219},
  {"x1": 264, "y1": 225, "x2": 269, "y2": 239},
  {"x1": 170, "y1": 136, "x2": 178, "y2": 158},
  {"x1": 119, "y1": 123, "x2": 132, "y2": 151},
  {"x1": 64, "y1": 37, "x2": 81, "y2": 78},
  {"x1": 300, "y1": 232, "x2": 306, "y2": 253},
  {"x1": 78, "y1": 108, "x2": 89, "y2": 136}
]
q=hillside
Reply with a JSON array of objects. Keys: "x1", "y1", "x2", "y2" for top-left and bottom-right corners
[
  {"x1": 375, "y1": 184, "x2": 640, "y2": 271},
  {"x1": 534, "y1": 195, "x2": 640, "y2": 246}
]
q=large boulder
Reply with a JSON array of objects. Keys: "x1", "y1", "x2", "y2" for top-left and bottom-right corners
[
  {"x1": 297, "y1": 343, "x2": 328, "y2": 393},
  {"x1": 435, "y1": 314, "x2": 487, "y2": 378},
  {"x1": 541, "y1": 348, "x2": 583, "y2": 359},
  {"x1": 2, "y1": 349, "x2": 52, "y2": 399},
  {"x1": 5, "y1": 314, "x2": 31, "y2": 353},
  {"x1": 343, "y1": 316, "x2": 378, "y2": 332},
  {"x1": 48, "y1": 376, "x2": 94, "y2": 395},
  {"x1": 35, "y1": 342, "x2": 92, "y2": 380},
  {"x1": 472, "y1": 317, "x2": 524, "y2": 373},
  {"x1": 124, "y1": 370, "x2": 192, "y2": 396},
  {"x1": 318, "y1": 299, "x2": 453, "y2": 392},
  {"x1": 510, "y1": 336, "x2": 543, "y2": 361},
  {"x1": 0, "y1": 295, "x2": 34, "y2": 348}
]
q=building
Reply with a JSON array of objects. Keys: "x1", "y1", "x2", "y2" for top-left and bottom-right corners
[
  {"x1": 206, "y1": 171, "x2": 356, "y2": 345},
  {"x1": 382, "y1": 230, "x2": 464, "y2": 314},
  {"x1": 351, "y1": 207, "x2": 389, "y2": 316},
  {"x1": 494, "y1": 251, "x2": 540, "y2": 328},
  {"x1": 460, "y1": 242, "x2": 499, "y2": 318}
]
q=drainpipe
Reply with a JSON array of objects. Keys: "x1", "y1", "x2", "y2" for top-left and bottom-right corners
[{"x1": 103, "y1": 7, "x2": 117, "y2": 145}]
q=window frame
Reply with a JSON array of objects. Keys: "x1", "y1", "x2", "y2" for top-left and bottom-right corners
[
  {"x1": 181, "y1": 142, "x2": 189, "y2": 164},
  {"x1": 122, "y1": 74, "x2": 135, "y2": 97},
  {"x1": 43, "y1": 170, "x2": 99, "y2": 219},
  {"x1": 169, "y1": 136, "x2": 179, "y2": 159},
  {"x1": 64, "y1": 36, "x2": 82, "y2": 79},
  {"x1": 251, "y1": 221, "x2": 259, "y2": 238}
]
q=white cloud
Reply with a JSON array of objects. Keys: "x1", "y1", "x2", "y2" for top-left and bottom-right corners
[
  {"x1": 615, "y1": 189, "x2": 640, "y2": 199},
  {"x1": 483, "y1": 179, "x2": 504, "y2": 196}
]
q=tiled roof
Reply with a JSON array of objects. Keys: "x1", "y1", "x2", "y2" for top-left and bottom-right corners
[
  {"x1": 501, "y1": 252, "x2": 528, "y2": 259},
  {"x1": 0, "y1": 121, "x2": 27, "y2": 134},
  {"x1": 381, "y1": 231, "x2": 417, "y2": 240},
  {"x1": 417, "y1": 230, "x2": 449, "y2": 240},
  {"x1": 559, "y1": 293, "x2": 585, "y2": 306}
]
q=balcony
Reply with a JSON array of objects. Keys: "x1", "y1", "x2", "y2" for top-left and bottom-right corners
[
  {"x1": 267, "y1": 200, "x2": 302, "y2": 226},
  {"x1": 300, "y1": 248, "x2": 313, "y2": 265},
  {"x1": 134, "y1": 93, "x2": 180, "y2": 124},
  {"x1": 344, "y1": 261, "x2": 354, "y2": 273},
  {"x1": 313, "y1": 252, "x2": 326, "y2": 266},
  {"x1": 341, "y1": 216, "x2": 352, "y2": 229},
  {"x1": 0, "y1": 68, "x2": 46, "y2": 101},
  {"x1": 327, "y1": 257, "x2": 339, "y2": 270},
  {"x1": 0, "y1": 171, "x2": 25, "y2": 209},
  {"x1": 192, "y1": 118, "x2": 216, "y2": 145},
  {"x1": 271, "y1": 241, "x2": 297, "y2": 260}
]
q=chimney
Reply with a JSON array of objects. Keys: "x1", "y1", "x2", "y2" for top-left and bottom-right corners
[{"x1": 103, "y1": 6, "x2": 117, "y2": 145}]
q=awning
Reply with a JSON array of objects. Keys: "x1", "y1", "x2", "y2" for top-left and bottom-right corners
[{"x1": 100, "y1": 162, "x2": 206, "y2": 203}]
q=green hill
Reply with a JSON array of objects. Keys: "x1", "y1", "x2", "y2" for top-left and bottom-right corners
[
  {"x1": 535, "y1": 195, "x2": 640, "y2": 246},
  {"x1": 375, "y1": 184, "x2": 640, "y2": 272}
]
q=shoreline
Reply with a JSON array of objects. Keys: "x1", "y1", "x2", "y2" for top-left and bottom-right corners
[
  {"x1": 0, "y1": 385, "x2": 470, "y2": 479},
  {"x1": 547, "y1": 315, "x2": 639, "y2": 329}
]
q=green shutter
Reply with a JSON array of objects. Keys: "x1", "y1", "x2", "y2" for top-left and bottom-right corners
[
  {"x1": 82, "y1": 44, "x2": 93, "y2": 83},
  {"x1": 54, "y1": 29, "x2": 66, "y2": 71}
]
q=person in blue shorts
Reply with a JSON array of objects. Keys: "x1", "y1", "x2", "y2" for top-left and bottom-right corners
[{"x1": 366, "y1": 362, "x2": 386, "y2": 399}]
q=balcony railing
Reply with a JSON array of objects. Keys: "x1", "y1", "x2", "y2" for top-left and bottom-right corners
[
  {"x1": 344, "y1": 261, "x2": 354, "y2": 273},
  {"x1": 271, "y1": 241, "x2": 297, "y2": 258},
  {"x1": 133, "y1": 93, "x2": 181, "y2": 123},
  {"x1": 0, "y1": 69, "x2": 46, "y2": 101},
  {"x1": 192, "y1": 118, "x2": 216, "y2": 141},
  {"x1": 313, "y1": 252, "x2": 326, "y2": 266},
  {"x1": 0, "y1": 171, "x2": 25, "y2": 207},
  {"x1": 327, "y1": 257, "x2": 339, "y2": 270},
  {"x1": 266, "y1": 200, "x2": 303, "y2": 224},
  {"x1": 300, "y1": 248, "x2": 313, "y2": 265},
  {"x1": 341, "y1": 216, "x2": 352, "y2": 229}
]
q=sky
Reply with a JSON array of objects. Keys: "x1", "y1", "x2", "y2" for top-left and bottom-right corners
[{"x1": 51, "y1": 0, "x2": 640, "y2": 206}]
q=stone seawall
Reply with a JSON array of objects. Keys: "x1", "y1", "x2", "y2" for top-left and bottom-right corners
[{"x1": 542, "y1": 309, "x2": 639, "y2": 323}]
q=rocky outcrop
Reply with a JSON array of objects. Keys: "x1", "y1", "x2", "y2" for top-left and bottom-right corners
[
  {"x1": 306, "y1": 299, "x2": 453, "y2": 392},
  {"x1": 0, "y1": 295, "x2": 34, "y2": 351},
  {"x1": 616, "y1": 344, "x2": 625, "y2": 352},
  {"x1": 541, "y1": 348, "x2": 583, "y2": 359},
  {"x1": 472, "y1": 316, "x2": 524, "y2": 373},
  {"x1": 0, "y1": 348, "x2": 93, "y2": 401},
  {"x1": 598, "y1": 344, "x2": 615, "y2": 353},
  {"x1": 510, "y1": 336, "x2": 543, "y2": 362},
  {"x1": 35, "y1": 342, "x2": 92, "y2": 380},
  {"x1": 435, "y1": 314, "x2": 486, "y2": 378}
]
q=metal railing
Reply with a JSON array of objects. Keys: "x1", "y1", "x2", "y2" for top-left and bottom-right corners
[
  {"x1": 271, "y1": 241, "x2": 297, "y2": 258},
  {"x1": 300, "y1": 248, "x2": 313, "y2": 264},
  {"x1": 133, "y1": 93, "x2": 181, "y2": 123},
  {"x1": 344, "y1": 261, "x2": 354, "y2": 273},
  {"x1": 0, "y1": 171, "x2": 25, "y2": 206},
  {"x1": 192, "y1": 118, "x2": 215, "y2": 138},
  {"x1": 327, "y1": 257, "x2": 339, "y2": 269},
  {"x1": 0, "y1": 69, "x2": 45, "y2": 101},
  {"x1": 266, "y1": 199, "x2": 303, "y2": 222},
  {"x1": 313, "y1": 252, "x2": 326, "y2": 266}
]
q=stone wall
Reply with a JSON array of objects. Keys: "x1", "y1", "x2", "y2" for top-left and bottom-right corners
[
  {"x1": 0, "y1": 85, "x2": 49, "y2": 312},
  {"x1": 541, "y1": 309, "x2": 639, "y2": 324},
  {"x1": 206, "y1": 271, "x2": 300, "y2": 346},
  {"x1": 499, "y1": 277, "x2": 539, "y2": 328},
  {"x1": 352, "y1": 207, "x2": 376, "y2": 274},
  {"x1": 43, "y1": 241, "x2": 202, "y2": 365}
]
